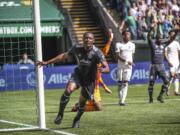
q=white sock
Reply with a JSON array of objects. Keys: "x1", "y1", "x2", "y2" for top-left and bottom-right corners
[
  {"x1": 174, "y1": 79, "x2": 179, "y2": 93},
  {"x1": 118, "y1": 85, "x2": 123, "y2": 103},
  {"x1": 121, "y1": 83, "x2": 128, "y2": 103}
]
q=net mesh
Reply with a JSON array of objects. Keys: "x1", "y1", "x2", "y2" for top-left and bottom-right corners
[{"x1": 0, "y1": 21, "x2": 38, "y2": 131}]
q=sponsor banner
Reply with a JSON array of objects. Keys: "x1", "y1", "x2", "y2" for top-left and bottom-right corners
[
  {"x1": 0, "y1": 62, "x2": 170, "y2": 91},
  {"x1": 0, "y1": 23, "x2": 63, "y2": 37}
]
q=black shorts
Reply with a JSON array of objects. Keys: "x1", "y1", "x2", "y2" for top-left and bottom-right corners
[
  {"x1": 69, "y1": 72, "x2": 95, "y2": 100},
  {"x1": 149, "y1": 64, "x2": 169, "y2": 83}
]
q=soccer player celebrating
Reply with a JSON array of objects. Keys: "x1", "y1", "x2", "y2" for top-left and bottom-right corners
[
  {"x1": 147, "y1": 23, "x2": 170, "y2": 103},
  {"x1": 71, "y1": 28, "x2": 113, "y2": 112},
  {"x1": 165, "y1": 29, "x2": 180, "y2": 96},
  {"x1": 36, "y1": 32, "x2": 109, "y2": 128},
  {"x1": 115, "y1": 29, "x2": 135, "y2": 106}
]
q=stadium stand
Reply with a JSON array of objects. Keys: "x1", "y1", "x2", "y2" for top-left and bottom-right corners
[{"x1": 104, "y1": 0, "x2": 180, "y2": 40}]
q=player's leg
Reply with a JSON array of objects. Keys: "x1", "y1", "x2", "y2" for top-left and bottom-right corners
[
  {"x1": 54, "y1": 73, "x2": 80, "y2": 125},
  {"x1": 148, "y1": 65, "x2": 156, "y2": 103},
  {"x1": 72, "y1": 82, "x2": 95, "y2": 128},
  {"x1": 72, "y1": 96, "x2": 88, "y2": 128},
  {"x1": 117, "y1": 69, "x2": 123, "y2": 104},
  {"x1": 118, "y1": 68, "x2": 132, "y2": 106},
  {"x1": 168, "y1": 66, "x2": 177, "y2": 95},
  {"x1": 158, "y1": 67, "x2": 170, "y2": 103},
  {"x1": 174, "y1": 66, "x2": 180, "y2": 95},
  {"x1": 174, "y1": 75, "x2": 180, "y2": 95},
  {"x1": 84, "y1": 87, "x2": 102, "y2": 111},
  {"x1": 119, "y1": 81, "x2": 128, "y2": 106}
]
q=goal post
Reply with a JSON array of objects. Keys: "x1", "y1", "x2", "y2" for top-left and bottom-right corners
[
  {"x1": 33, "y1": 0, "x2": 46, "y2": 129},
  {"x1": 0, "y1": 0, "x2": 46, "y2": 131}
]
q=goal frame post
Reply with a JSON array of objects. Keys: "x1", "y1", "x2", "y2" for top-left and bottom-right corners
[{"x1": 33, "y1": 0, "x2": 46, "y2": 129}]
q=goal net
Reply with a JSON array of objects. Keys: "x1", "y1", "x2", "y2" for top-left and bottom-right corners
[{"x1": 0, "y1": 0, "x2": 40, "y2": 132}]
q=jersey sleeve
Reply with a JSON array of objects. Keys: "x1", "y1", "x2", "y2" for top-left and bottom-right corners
[
  {"x1": 97, "y1": 49, "x2": 106, "y2": 62},
  {"x1": 177, "y1": 41, "x2": 180, "y2": 51},
  {"x1": 132, "y1": 43, "x2": 135, "y2": 54},
  {"x1": 115, "y1": 43, "x2": 121, "y2": 53}
]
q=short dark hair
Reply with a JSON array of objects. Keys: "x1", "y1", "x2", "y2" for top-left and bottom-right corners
[
  {"x1": 83, "y1": 32, "x2": 94, "y2": 38},
  {"x1": 122, "y1": 29, "x2": 130, "y2": 35}
]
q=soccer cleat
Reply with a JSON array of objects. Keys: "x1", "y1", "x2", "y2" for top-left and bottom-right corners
[
  {"x1": 54, "y1": 113, "x2": 63, "y2": 125},
  {"x1": 166, "y1": 90, "x2": 169, "y2": 96},
  {"x1": 174, "y1": 92, "x2": 180, "y2": 96},
  {"x1": 72, "y1": 118, "x2": 80, "y2": 128},
  {"x1": 149, "y1": 98, "x2": 153, "y2": 103},
  {"x1": 157, "y1": 96, "x2": 164, "y2": 103},
  {"x1": 119, "y1": 103, "x2": 127, "y2": 106}
]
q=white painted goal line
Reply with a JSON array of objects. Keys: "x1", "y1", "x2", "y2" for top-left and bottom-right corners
[{"x1": 0, "y1": 119, "x2": 77, "y2": 135}]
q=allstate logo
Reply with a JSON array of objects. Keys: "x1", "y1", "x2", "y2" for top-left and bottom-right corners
[
  {"x1": 26, "y1": 72, "x2": 46, "y2": 87},
  {"x1": 110, "y1": 67, "x2": 118, "y2": 81}
]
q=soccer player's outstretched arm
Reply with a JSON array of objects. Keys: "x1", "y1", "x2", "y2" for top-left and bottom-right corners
[
  {"x1": 102, "y1": 28, "x2": 114, "y2": 56},
  {"x1": 36, "y1": 52, "x2": 69, "y2": 66}
]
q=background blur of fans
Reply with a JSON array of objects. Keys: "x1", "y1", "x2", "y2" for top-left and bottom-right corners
[{"x1": 105, "y1": 0, "x2": 179, "y2": 40}]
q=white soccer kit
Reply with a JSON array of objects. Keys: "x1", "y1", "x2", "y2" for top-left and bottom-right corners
[
  {"x1": 115, "y1": 41, "x2": 135, "y2": 81},
  {"x1": 165, "y1": 40, "x2": 180, "y2": 73}
]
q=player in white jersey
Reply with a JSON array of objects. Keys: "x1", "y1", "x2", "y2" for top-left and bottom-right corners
[
  {"x1": 115, "y1": 29, "x2": 135, "y2": 106},
  {"x1": 165, "y1": 29, "x2": 180, "y2": 96}
]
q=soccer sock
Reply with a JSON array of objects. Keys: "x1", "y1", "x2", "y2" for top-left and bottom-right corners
[
  {"x1": 74, "y1": 106, "x2": 85, "y2": 122},
  {"x1": 121, "y1": 83, "x2": 128, "y2": 103},
  {"x1": 148, "y1": 83, "x2": 154, "y2": 100},
  {"x1": 58, "y1": 92, "x2": 70, "y2": 115},
  {"x1": 159, "y1": 84, "x2": 168, "y2": 97},
  {"x1": 174, "y1": 78, "x2": 179, "y2": 93},
  {"x1": 118, "y1": 82, "x2": 123, "y2": 103}
]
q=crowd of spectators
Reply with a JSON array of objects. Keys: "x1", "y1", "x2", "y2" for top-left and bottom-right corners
[{"x1": 106, "y1": 0, "x2": 180, "y2": 40}]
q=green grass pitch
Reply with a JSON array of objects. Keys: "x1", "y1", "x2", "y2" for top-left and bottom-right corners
[{"x1": 0, "y1": 84, "x2": 180, "y2": 135}]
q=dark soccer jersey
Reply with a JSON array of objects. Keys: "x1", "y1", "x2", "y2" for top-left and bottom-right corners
[
  {"x1": 148, "y1": 39, "x2": 166, "y2": 64},
  {"x1": 68, "y1": 45, "x2": 106, "y2": 83}
]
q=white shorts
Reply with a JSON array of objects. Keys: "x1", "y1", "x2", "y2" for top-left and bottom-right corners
[
  {"x1": 117, "y1": 68, "x2": 132, "y2": 81},
  {"x1": 169, "y1": 64, "x2": 180, "y2": 74}
]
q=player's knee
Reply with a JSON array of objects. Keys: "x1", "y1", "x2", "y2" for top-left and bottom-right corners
[
  {"x1": 66, "y1": 86, "x2": 76, "y2": 94},
  {"x1": 164, "y1": 79, "x2": 170, "y2": 86},
  {"x1": 118, "y1": 81, "x2": 122, "y2": 86},
  {"x1": 149, "y1": 81, "x2": 154, "y2": 87}
]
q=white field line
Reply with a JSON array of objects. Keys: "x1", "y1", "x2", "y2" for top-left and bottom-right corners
[
  {"x1": 45, "y1": 128, "x2": 78, "y2": 135},
  {"x1": 0, "y1": 119, "x2": 37, "y2": 127},
  {"x1": 0, "y1": 127, "x2": 39, "y2": 132},
  {"x1": 0, "y1": 119, "x2": 38, "y2": 132},
  {"x1": 0, "y1": 119, "x2": 77, "y2": 135}
]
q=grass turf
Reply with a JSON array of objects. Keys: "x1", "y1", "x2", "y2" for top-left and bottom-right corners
[{"x1": 0, "y1": 84, "x2": 180, "y2": 135}]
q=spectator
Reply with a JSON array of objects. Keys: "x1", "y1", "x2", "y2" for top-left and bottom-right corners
[
  {"x1": 119, "y1": 9, "x2": 137, "y2": 40},
  {"x1": 18, "y1": 53, "x2": 34, "y2": 64},
  {"x1": 137, "y1": 15, "x2": 148, "y2": 39},
  {"x1": 171, "y1": 0, "x2": 179, "y2": 17},
  {"x1": 105, "y1": 0, "x2": 179, "y2": 40},
  {"x1": 163, "y1": 15, "x2": 172, "y2": 38}
]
